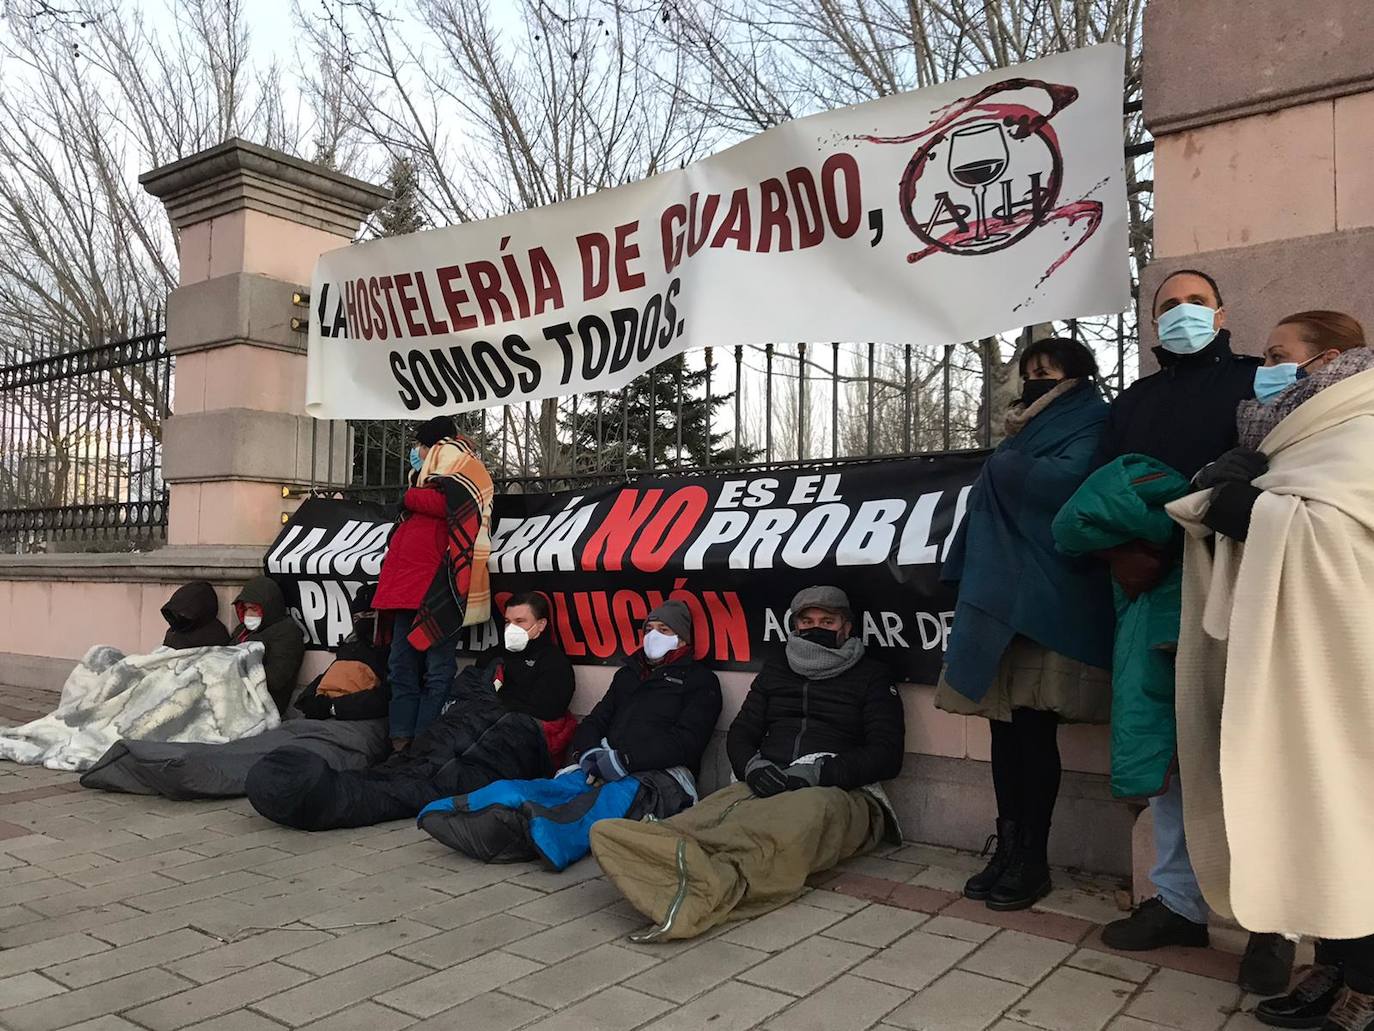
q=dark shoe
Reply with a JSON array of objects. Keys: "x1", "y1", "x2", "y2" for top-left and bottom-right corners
[
  {"x1": 1242, "y1": 933, "x2": 1298, "y2": 996},
  {"x1": 1101, "y1": 897, "x2": 1209, "y2": 951},
  {"x1": 1320, "y1": 987, "x2": 1374, "y2": 1031},
  {"x1": 963, "y1": 819, "x2": 1017, "y2": 901},
  {"x1": 1255, "y1": 965, "x2": 1343, "y2": 1028},
  {"x1": 986, "y1": 851, "x2": 1052, "y2": 912}
]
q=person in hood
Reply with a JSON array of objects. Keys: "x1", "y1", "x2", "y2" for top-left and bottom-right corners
[
  {"x1": 589, "y1": 586, "x2": 904, "y2": 941},
  {"x1": 230, "y1": 576, "x2": 306, "y2": 717},
  {"x1": 415, "y1": 601, "x2": 721, "y2": 871},
  {"x1": 296, "y1": 584, "x2": 391, "y2": 722},
  {"x1": 161, "y1": 581, "x2": 229, "y2": 650},
  {"x1": 1086, "y1": 270, "x2": 1289, "y2": 996},
  {"x1": 936, "y1": 338, "x2": 1112, "y2": 912}
]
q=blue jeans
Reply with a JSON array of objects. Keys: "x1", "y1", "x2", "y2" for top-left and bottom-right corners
[
  {"x1": 387, "y1": 611, "x2": 458, "y2": 739},
  {"x1": 1149, "y1": 777, "x2": 1208, "y2": 925}
]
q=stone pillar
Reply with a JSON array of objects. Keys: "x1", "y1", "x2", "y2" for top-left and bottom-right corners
[
  {"x1": 1139, "y1": 0, "x2": 1374, "y2": 371},
  {"x1": 141, "y1": 139, "x2": 388, "y2": 546}
]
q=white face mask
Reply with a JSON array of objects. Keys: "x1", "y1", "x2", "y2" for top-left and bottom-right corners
[
  {"x1": 642, "y1": 629, "x2": 679, "y2": 661},
  {"x1": 243, "y1": 614, "x2": 263, "y2": 632},
  {"x1": 503, "y1": 623, "x2": 530, "y2": 653}
]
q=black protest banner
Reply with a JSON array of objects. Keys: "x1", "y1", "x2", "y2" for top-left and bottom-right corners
[{"x1": 264, "y1": 454, "x2": 984, "y2": 683}]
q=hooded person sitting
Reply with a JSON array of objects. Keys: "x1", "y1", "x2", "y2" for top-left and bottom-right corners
[
  {"x1": 415, "y1": 600, "x2": 723, "y2": 871},
  {"x1": 590, "y1": 586, "x2": 906, "y2": 942},
  {"x1": 296, "y1": 584, "x2": 391, "y2": 722},
  {"x1": 230, "y1": 576, "x2": 306, "y2": 718},
  {"x1": 161, "y1": 581, "x2": 230, "y2": 650}
]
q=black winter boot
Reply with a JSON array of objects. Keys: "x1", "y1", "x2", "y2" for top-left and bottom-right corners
[
  {"x1": 987, "y1": 825, "x2": 1052, "y2": 911},
  {"x1": 1256, "y1": 964, "x2": 1344, "y2": 1029},
  {"x1": 1241, "y1": 933, "x2": 1298, "y2": 996},
  {"x1": 963, "y1": 819, "x2": 1017, "y2": 901}
]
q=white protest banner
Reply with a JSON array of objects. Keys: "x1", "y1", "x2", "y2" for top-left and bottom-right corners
[{"x1": 306, "y1": 44, "x2": 1129, "y2": 419}]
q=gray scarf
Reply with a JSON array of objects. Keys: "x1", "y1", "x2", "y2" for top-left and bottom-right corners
[{"x1": 785, "y1": 634, "x2": 865, "y2": 679}]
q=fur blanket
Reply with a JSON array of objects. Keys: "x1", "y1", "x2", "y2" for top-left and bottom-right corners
[
  {"x1": 1168, "y1": 367, "x2": 1374, "y2": 938},
  {"x1": 0, "y1": 644, "x2": 279, "y2": 772}
]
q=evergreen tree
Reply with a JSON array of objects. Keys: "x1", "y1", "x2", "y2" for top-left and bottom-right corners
[
  {"x1": 565, "y1": 354, "x2": 754, "y2": 472},
  {"x1": 376, "y1": 155, "x2": 426, "y2": 237}
]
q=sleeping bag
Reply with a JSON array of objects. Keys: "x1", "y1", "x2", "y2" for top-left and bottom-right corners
[
  {"x1": 80, "y1": 718, "x2": 388, "y2": 800},
  {"x1": 418, "y1": 768, "x2": 692, "y2": 871},
  {"x1": 244, "y1": 669, "x2": 550, "y2": 830}
]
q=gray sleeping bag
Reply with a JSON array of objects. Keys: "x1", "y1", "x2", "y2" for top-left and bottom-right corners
[{"x1": 80, "y1": 719, "x2": 390, "y2": 800}]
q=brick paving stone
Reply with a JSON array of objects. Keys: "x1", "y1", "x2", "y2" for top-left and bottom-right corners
[
  {"x1": 510, "y1": 856, "x2": 605, "y2": 893},
  {"x1": 941, "y1": 897, "x2": 1095, "y2": 945},
  {"x1": 962, "y1": 930, "x2": 1079, "y2": 987},
  {"x1": 95, "y1": 831, "x2": 232, "y2": 863},
  {"x1": 28, "y1": 871, "x2": 188, "y2": 918},
  {"x1": 505, "y1": 942, "x2": 659, "y2": 1010},
  {"x1": 827, "y1": 871, "x2": 902, "y2": 903},
  {"x1": 891, "y1": 845, "x2": 986, "y2": 873},
  {"x1": 266, "y1": 919, "x2": 433, "y2": 976},
  {"x1": 0, "y1": 971, "x2": 67, "y2": 1008},
  {"x1": 0, "y1": 902, "x2": 147, "y2": 949},
  {"x1": 1008, "y1": 966, "x2": 1137, "y2": 1031},
  {"x1": 824, "y1": 903, "x2": 930, "y2": 948},
  {"x1": 0, "y1": 966, "x2": 193, "y2": 1031},
  {"x1": 0, "y1": 931, "x2": 110, "y2": 978},
  {"x1": 373, "y1": 950, "x2": 543, "y2": 1019},
  {"x1": 1109, "y1": 1019, "x2": 1177, "y2": 1030},
  {"x1": 887, "y1": 884, "x2": 962, "y2": 915},
  {"x1": 886, "y1": 968, "x2": 1028, "y2": 1030},
  {"x1": 1082, "y1": 928, "x2": 1243, "y2": 984},
  {"x1": 1068, "y1": 949, "x2": 1156, "y2": 984},
  {"x1": 168, "y1": 927, "x2": 335, "y2": 983},
  {"x1": 505, "y1": 877, "x2": 624, "y2": 926},
  {"x1": 909, "y1": 865, "x2": 973, "y2": 893},
  {"x1": 798, "y1": 888, "x2": 870, "y2": 914},
  {"x1": 524, "y1": 985, "x2": 674, "y2": 1031},
  {"x1": 503, "y1": 908, "x2": 645, "y2": 965},
  {"x1": 853, "y1": 929, "x2": 979, "y2": 991},
  {"x1": 298, "y1": 884, "x2": 451, "y2": 930},
  {"x1": 922, "y1": 914, "x2": 1003, "y2": 943},
  {"x1": 639, "y1": 979, "x2": 792, "y2": 1031},
  {"x1": 408, "y1": 991, "x2": 550, "y2": 1031},
  {"x1": 55, "y1": 1019, "x2": 145, "y2": 1031},
  {"x1": 47, "y1": 928, "x2": 220, "y2": 988},
  {"x1": 124, "y1": 871, "x2": 273, "y2": 913},
  {"x1": 627, "y1": 939, "x2": 770, "y2": 1003},
  {"x1": 253, "y1": 954, "x2": 431, "y2": 1026},
  {"x1": 841, "y1": 855, "x2": 928, "y2": 881},
  {"x1": 158, "y1": 847, "x2": 296, "y2": 884},
  {"x1": 125, "y1": 962, "x2": 312, "y2": 1031},
  {"x1": 763, "y1": 972, "x2": 911, "y2": 1031},
  {"x1": 1124, "y1": 969, "x2": 1243, "y2": 1031},
  {"x1": 1038, "y1": 886, "x2": 1128, "y2": 926},
  {"x1": 738, "y1": 934, "x2": 874, "y2": 996},
  {"x1": 88, "y1": 897, "x2": 259, "y2": 948},
  {"x1": 720, "y1": 901, "x2": 845, "y2": 952},
  {"x1": 249, "y1": 844, "x2": 380, "y2": 881},
  {"x1": 177, "y1": 1011, "x2": 284, "y2": 1031},
  {"x1": 0, "y1": 817, "x2": 41, "y2": 839},
  {"x1": 391, "y1": 912, "x2": 544, "y2": 969},
  {"x1": 0, "y1": 875, "x2": 75, "y2": 908},
  {"x1": 404, "y1": 878, "x2": 543, "y2": 930},
  {"x1": 0, "y1": 903, "x2": 42, "y2": 930},
  {"x1": 292, "y1": 1001, "x2": 416, "y2": 1031}
]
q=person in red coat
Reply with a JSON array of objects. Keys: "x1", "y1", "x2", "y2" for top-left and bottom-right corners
[{"x1": 373, "y1": 416, "x2": 462, "y2": 749}]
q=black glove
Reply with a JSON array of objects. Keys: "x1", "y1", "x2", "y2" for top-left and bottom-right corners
[
  {"x1": 1194, "y1": 447, "x2": 1268, "y2": 490},
  {"x1": 1203, "y1": 482, "x2": 1262, "y2": 541},
  {"x1": 297, "y1": 691, "x2": 331, "y2": 719},
  {"x1": 745, "y1": 757, "x2": 789, "y2": 798}
]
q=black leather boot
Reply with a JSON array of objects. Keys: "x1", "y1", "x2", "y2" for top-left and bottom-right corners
[
  {"x1": 1241, "y1": 933, "x2": 1298, "y2": 996},
  {"x1": 987, "y1": 825, "x2": 1052, "y2": 911},
  {"x1": 1255, "y1": 964, "x2": 1343, "y2": 1028},
  {"x1": 963, "y1": 819, "x2": 1016, "y2": 901}
]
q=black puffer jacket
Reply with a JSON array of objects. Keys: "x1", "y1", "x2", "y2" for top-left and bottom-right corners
[
  {"x1": 231, "y1": 576, "x2": 306, "y2": 716},
  {"x1": 161, "y1": 581, "x2": 230, "y2": 650},
  {"x1": 727, "y1": 651, "x2": 905, "y2": 791},
  {"x1": 482, "y1": 635, "x2": 576, "y2": 722},
  {"x1": 570, "y1": 653, "x2": 722, "y2": 776},
  {"x1": 246, "y1": 671, "x2": 550, "y2": 830},
  {"x1": 1095, "y1": 330, "x2": 1260, "y2": 479}
]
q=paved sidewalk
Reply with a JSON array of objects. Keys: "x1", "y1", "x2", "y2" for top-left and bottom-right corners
[{"x1": 2, "y1": 695, "x2": 1279, "y2": 1031}]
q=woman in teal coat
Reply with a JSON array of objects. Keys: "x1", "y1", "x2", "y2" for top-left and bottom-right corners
[{"x1": 935, "y1": 337, "x2": 1114, "y2": 912}]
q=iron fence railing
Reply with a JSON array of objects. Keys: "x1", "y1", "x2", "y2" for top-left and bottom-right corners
[{"x1": 0, "y1": 327, "x2": 173, "y2": 553}]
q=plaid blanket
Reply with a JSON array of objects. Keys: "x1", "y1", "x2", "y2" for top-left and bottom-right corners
[{"x1": 407, "y1": 438, "x2": 494, "y2": 651}]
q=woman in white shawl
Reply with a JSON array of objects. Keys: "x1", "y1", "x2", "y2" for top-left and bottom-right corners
[{"x1": 1168, "y1": 311, "x2": 1374, "y2": 1031}]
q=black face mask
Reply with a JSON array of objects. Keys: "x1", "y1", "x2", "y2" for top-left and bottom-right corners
[
  {"x1": 796, "y1": 626, "x2": 841, "y2": 649},
  {"x1": 1020, "y1": 378, "x2": 1061, "y2": 407}
]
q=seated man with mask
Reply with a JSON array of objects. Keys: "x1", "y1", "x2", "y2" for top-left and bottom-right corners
[
  {"x1": 416, "y1": 600, "x2": 722, "y2": 871},
  {"x1": 590, "y1": 586, "x2": 905, "y2": 941}
]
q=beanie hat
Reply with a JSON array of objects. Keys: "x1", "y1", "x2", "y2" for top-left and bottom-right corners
[
  {"x1": 415, "y1": 416, "x2": 457, "y2": 447},
  {"x1": 788, "y1": 585, "x2": 852, "y2": 629},
  {"x1": 645, "y1": 600, "x2": 692, "y2": 643}
]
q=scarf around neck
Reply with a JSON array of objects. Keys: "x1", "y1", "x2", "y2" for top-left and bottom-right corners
[
  {"x1": 1236, "y1": 348, "x2": 1374, "y2": 450},
  {"x1": 1003, "y1": 377, "x2": 1083, "y2": 437},
  {"x1": 785, "y1": 634, "x2": 865, "y2": 679}
]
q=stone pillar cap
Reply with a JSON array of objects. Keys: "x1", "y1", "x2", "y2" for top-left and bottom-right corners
[{"x1": 141, "y1": 138, "x2": 390, "y2": 237}]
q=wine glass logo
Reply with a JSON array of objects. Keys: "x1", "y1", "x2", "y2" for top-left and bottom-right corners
[{"x1": 947, "y1": 123, "x2": 1011, "y2": 244}]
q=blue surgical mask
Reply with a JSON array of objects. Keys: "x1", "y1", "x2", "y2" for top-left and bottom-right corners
[
  {"x1": 1157, "y1": 303, "x2": 1220, "y2": 355},
  {"x1": 1253, "y1": 363, "x2": 1299, "y2": 404},
  {"x1": 408, "y1": 447, "x2": 423, "y2": 473}
]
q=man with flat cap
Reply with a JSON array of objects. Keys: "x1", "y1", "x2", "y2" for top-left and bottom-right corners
[{"x1": 591, "y1": 586, "x2": 906, "y2": 941}]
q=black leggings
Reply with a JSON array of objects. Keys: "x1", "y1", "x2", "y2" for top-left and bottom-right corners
[
  {"x1": 1316, "y1": 936, "x2": 1374, "y2": 994},
  {"x1": 989, "y1": 707, "x2": 1062, "y2": 846}
]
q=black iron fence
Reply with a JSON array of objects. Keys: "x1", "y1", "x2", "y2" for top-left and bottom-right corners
[
  {"x1": 328, "y1": 314, "x2": 1136, "y2": 502},
  {"x1": 0, "y1": 327, "x2": 173, "y2": 554}
]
